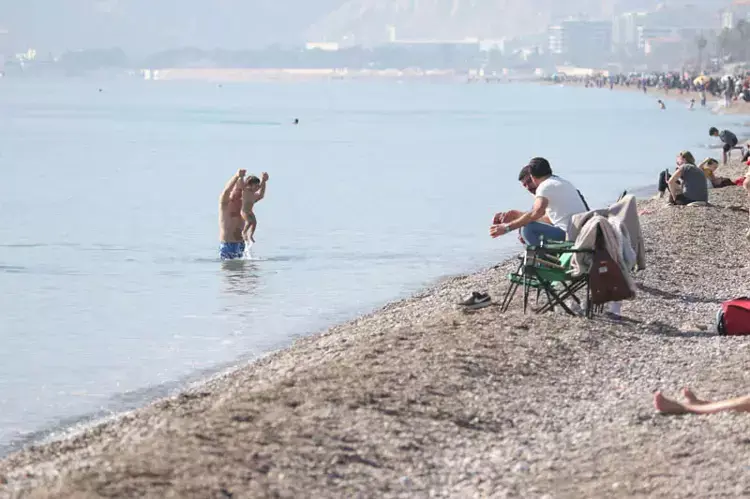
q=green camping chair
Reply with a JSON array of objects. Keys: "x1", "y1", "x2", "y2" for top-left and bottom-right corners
[{"x1": 500, "y1": 241, "x2": 595, "y2": 317}]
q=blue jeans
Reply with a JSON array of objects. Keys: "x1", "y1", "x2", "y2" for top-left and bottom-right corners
[{"x1": 521, "y1": 222, "x2": 566, "y2": 247}]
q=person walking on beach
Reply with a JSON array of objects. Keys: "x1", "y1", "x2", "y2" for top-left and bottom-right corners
[
  {"x1": 489, "y1": 157, "x2": 587, "y2": 246},
  {"x1": 219, "y1": 169, "x2": 248, "y2": 260},
  {"x1": 654, "y1": 387, "x2": 750, "y2": 415},
  {"x1": 709, "y1": 127, "x2": 738, "y2": 165}
]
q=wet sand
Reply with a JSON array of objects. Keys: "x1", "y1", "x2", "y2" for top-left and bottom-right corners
[{"x1": 2, "y1": 160, "x2": 750, "y2": 498}]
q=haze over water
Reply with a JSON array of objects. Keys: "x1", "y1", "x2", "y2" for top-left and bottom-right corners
[{"x1": 0, "y1": 80, "x2": 741, "y2": 453}]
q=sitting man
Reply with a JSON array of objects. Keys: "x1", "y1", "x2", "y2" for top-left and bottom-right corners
[
  {"x1": 490, "y1": 157, "x2": 588, "y2": 246},
  {"x1": 492, "y1": 166, "x2": 545, "y2": 242},
  {"x1": 657, "y1": 151, "x2": 708, "y2": 205}
]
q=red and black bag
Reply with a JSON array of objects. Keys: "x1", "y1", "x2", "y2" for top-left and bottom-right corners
[{"x1": 716, "y1": 298, "x2": 750, "y2": 336}]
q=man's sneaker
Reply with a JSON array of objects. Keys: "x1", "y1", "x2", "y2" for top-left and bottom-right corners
[{"x1": 458, "y1": 292, "x2": 492, "y2": 310}]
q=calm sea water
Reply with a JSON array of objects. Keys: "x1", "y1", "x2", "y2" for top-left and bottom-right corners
[{"x1": 0, "y1": 79, "x2": 743, "y2": 453}]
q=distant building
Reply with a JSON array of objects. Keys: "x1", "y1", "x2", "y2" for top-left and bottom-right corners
[
  {"x1": 548, "y1": 20, "x2": 613, "y2": 63},
  {"x1": 305, "y1": 42, "x2": 340, "y2": 52},
  {"x1": 722, "y1": 10, "x2": 735, "y2": 30},
  {"x1": 612, "y1": 12, "x2": 648, "y2": 52},
  {"x1": 479, "y1": 39, "x2": 507, "y2": 53},
  {"x1": 637, "y1": 26, "x2": 678, "y2": 51},
  {"x1": 386, "y1": 25, "x2": 397, "y2": 43}
]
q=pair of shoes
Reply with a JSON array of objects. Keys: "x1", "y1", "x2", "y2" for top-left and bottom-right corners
[{"x1": 458, "y1": 291, "x2": 492, "y2": 310}]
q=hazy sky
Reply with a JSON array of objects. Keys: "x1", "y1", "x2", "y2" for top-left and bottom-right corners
[
  {"x1": 0, "y1": 0, "x2": 343, "y2": 55},
  {"x1": 0, "y1": 0, "x2": 736, "y2": 55}
]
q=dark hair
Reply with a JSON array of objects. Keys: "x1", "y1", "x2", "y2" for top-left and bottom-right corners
[
  {"x1": 517, "y1": 165, "x2": 531, "y2": 181},
  {"x1": 709, "y1": 127, "x2": 719, "y2": 136},
  {"x1": 246, "y1": 175, "x2": 261, "y2": 185},
  {"x1": 527, "y1": 157, "x2": 552, "y2": 179}
]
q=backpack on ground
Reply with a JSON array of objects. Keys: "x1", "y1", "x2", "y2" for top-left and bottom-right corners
[{"x1": 716, "y1": 298, "x2": 750, "y2": 336}]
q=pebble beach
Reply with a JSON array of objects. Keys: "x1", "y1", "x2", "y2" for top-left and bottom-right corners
[{"x1": 2, "y1": 157, "x2": 750, "y2": 497}]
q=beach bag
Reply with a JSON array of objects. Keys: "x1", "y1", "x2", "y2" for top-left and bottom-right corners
[
  {"x1": 716, "y1": 298, "x2": 750, "y2": 336},
  {"x1": 588, "y1": 245, "x2": 633, "y2": 305}
]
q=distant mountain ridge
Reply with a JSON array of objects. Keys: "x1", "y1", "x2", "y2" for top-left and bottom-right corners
[{"x1": 307, "y1": 0, "x2": 625, "y2": 44}]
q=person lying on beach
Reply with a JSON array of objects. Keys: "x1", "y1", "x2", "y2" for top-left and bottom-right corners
[
  {"x1": 490, "y1": 157, "x2": 587, "y2": 246},
  {"x1": 709, "y1": 127, "x2": 738, "y2": 165},
  {"x1": 699, "y1": 158, "x2": 735, "y2": 188},
  {"x1": 239, "y1": 171, "x2": 269, "y2": 244},
  {"x1": 654, "y1": 387, "x2": 750, "y2": 415},
  {"x1": 657, "y1": 151, "x2": 708, "y2": 206}
]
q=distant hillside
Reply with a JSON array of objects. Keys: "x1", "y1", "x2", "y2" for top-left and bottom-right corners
[
  {"x1": 0, "y1": 0, "x2": 733, "y2": 54},
  {"x1": 305, "y1": 0, "x2": 729, "y2": 44}
]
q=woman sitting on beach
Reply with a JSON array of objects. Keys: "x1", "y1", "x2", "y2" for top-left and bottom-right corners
[
  {"x1": 654, "y1": 387, "x2": 750, "y2": 415},
  {"x1": 699, "y1": 158, "x2": 735, "y2": 188},
  {"x1": 657, "y1": 151, "x2": 708, "y2": 205}
]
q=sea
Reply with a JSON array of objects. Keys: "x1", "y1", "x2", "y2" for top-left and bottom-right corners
[{"x1": 0, "y1": 79, "x2": 745, "y2": 454}]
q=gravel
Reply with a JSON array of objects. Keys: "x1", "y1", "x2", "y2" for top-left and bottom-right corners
[{"x1": 2, "y1": 160, "x2": 750, "y2": 498}]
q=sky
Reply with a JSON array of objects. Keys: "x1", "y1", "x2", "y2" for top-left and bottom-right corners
[
  {"x1": 0, "y1": 0, "x2": 343, "y2": 55},
  {"x1": 0, "y1": 0, "x2": 737, "y2": 56}
]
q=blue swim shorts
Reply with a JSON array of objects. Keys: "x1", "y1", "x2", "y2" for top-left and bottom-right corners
[{"x1": 219, "y1": 241, "x2": 245, "y2": 260}]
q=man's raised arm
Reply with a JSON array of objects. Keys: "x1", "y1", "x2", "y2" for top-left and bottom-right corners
[{"x1": 220, "y1": 169, "x2": 245, "y2": 205}]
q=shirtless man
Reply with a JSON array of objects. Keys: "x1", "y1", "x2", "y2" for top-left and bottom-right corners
[{"x1": 218, "y1": 169, "x2": 248, "y2": 260}]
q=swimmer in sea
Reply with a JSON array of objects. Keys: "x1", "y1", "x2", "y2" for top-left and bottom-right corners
[
  {"x1": 688, "y1": 98, "x2": 695, "y2": 110},
  {"x1": 658, "y1": 99, "x2": 666, "y2": 110},
  {"x1": 239, "y1": 171, "x2": 269, "y2": 244}
]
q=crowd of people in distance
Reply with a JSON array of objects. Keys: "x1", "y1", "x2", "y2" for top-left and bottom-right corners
[{"x1": 547, "y1": 71, "x2": 750, "y2": 108}]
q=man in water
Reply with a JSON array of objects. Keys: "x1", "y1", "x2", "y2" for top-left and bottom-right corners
[
  {"x1": 490, "y1": 157, "x2": 588, "y2": 246},
  {"x1": 658, "y1": 99, "x2": 666, "y2": 110},
  {"x1": 709, "y1": 127, "x2": 738, "y2": 165},
  {"x1": 219, "y1": 169, "x2": 247, "y2": 260}
]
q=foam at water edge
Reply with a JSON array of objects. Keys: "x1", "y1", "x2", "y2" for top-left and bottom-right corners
[{"x1": 243, "y1": 242, "x2": 256, "y2": 260}]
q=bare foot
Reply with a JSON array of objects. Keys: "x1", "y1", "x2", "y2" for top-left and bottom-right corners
[
  {"x1": 682, "y1": 387, "x2": 708, "y2": 405},
  {"x1": 654, "y1": 391, "x2": 689, "y2": 415}
]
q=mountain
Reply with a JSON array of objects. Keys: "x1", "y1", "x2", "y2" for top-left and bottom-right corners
[
  {"x1": 306, "y1": 0, "x2": 620, "y2": 44},
  {"x1": 0, "y1": 0, "x2": 732, "y2": 54},
  {"x1": 305, "y1": 0, "x2": 730, "y2": 44}
]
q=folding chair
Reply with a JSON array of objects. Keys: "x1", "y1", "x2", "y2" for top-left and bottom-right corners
[{"x1": 500, "y1": 241, "x2": 595, "y2": 317}]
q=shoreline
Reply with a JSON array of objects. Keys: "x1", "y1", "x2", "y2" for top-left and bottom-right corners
[
  {"x1": 0, "y1": 180, "x2": 656, "y2": 461},
  {"x1": 544, "y1": 78, "x2": 750, "y2": 116},
  {"x1": 2, "y1": 156, "x2": 750, "y2": 496}
]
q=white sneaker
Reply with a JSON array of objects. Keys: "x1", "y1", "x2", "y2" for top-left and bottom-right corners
[{"x1": 458, "y1": 292, "x2": 492, "y2": 310}]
